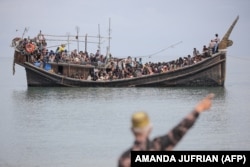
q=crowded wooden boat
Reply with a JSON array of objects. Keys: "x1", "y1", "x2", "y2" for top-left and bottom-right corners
[{"x1": 11, "y1": 16, "x2": 239, "y2": 87}]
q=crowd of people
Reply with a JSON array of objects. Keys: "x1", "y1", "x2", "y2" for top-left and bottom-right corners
[
  {"x1": 14, "y1": 31, "x2": 220, "y2": 81},
  {"x1": 86, "y1": 33, "x2": 220, "y2": 81}
]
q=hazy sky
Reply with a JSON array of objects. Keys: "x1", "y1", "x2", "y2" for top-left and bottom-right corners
[{"x1": 1, "y1": 0, "x2": 249, "y2": 62}]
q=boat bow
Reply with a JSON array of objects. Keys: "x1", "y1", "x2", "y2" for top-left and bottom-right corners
[{"x1": 219, "y1": 16, "x2": 239, "y2": 51}]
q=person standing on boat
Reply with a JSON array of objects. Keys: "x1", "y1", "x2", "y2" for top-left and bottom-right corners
[
  {"x1": 209, "y1": 40, "x2": 216, "y2": 54},
  {"x1": 55, "y1": 44, "x2": 67, "y2": 63},
  {"x1": 118, "y1": 93, "x2": 214, "y2": 167},
  {"x1": 36, "y1": 31, "x2": 47, "y2": 53},
  {"x1": 213, "y1": 34, "x2": 220, "y2": 53},
  {"x1": 187, "y1": 54, "x2": 192, "y2": 65},
  {"x1": 193, "y1": 48, "x2": 200, "y2": 57},
  {"x1": 37, "y1": 30, "x2": 45, "y2": 43},
  {"x1": 138, "y1": 58, "x2": 143, "y2": 68},
  {"x1": 95, "y1": 49, "x2": 100, "y2": 59},
  {"x1": 56, "y1": 44, "x2": 67, "y2": 54}
]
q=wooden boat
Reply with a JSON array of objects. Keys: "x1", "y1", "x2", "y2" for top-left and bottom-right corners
[{"x1": 11, "y1": 16, "x2": 239, "y2": 87}]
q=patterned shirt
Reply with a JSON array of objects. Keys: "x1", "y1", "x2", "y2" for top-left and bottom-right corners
[{"x1": 118, "y1": 110, "x2": 200, "y2": 167}]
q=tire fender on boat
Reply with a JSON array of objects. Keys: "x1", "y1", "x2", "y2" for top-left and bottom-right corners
[{"x1": 25, "y1": 43, "x2": 35, "y2": 53}]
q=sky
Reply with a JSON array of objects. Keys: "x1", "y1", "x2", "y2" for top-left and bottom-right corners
[{"x1": 1, "y1": 0, "x2": 249, "y2": 62}]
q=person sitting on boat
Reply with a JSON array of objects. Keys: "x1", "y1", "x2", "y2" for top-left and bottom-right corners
[
  {"x1": 20, "y1": 38, "x2": 28, "y2": 50},
  {"x1": 41, "y1": 49, "x2": 49, "y2": 63},
  {"x1": 61, "y1": 51, "x2": 68, "y2": 62},
  {"x1": 161, "y1": 65, "x2": 168, "y2": 73},
  {"x1": 177, "y1": 57, "x2": 184, "y2": 68},
  {"x1": 48, "y1": 50, "x2": 55, "y2": 62},
  {"x1": 138, "y1": 58, "x2": 143, "y2": 68},
  {"x1": 193, "y1": 48, "x2": 200, "y2": 57},
  {"x1": 142, "y1": 63, "x2": 153, "y2": 75},
  {"x1": 89, "y1": 53, "x2": 96, "y2": 63},
  {"x1": 118, "y1": 93, "x2": 214, "y2": 167},
  {"x1": 79, "y1": 52, "x2": 87, "y2": 63},
  {"x1": 193, "y1": 48, "x2": 203, "y2": 63},
  {"x1": 55, "y1": 53, "x2": 61, "y2": 63},
  {"x1": 70, "y1": 49, "x2": 80, "y2": 63},
  {"x1": 202, "y1": 45, "x2": 210, "y2": 58},
  {"x1": 125, "y1": 56, "x2": 133, "y2": 69},
  {"x1": 71, "y1": 49, "x2": 78, "y2": 57},
  {"x1": 97, "y1": 55, "x2": 106, "y2": 67}
]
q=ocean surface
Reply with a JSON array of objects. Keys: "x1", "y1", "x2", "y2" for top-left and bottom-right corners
[{"x1": 0, "y1": 55, "x2": 250, "y2": 167}]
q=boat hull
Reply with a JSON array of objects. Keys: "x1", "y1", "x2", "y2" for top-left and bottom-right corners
[{"x1": 23, "y1": 52, "x2": 226, "y2": 87}]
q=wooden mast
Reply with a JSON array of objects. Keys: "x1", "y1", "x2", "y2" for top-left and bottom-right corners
[
  {"x1": 98, "y1": 24, "x2": 101, "y2": 53},
  {"x1": 85, "y1": 34, "x2": 88, "y2": 53},
  {"x1": 108, "y1": 18, "x2": 111, "y2": 58},
  {"x1": 76, "y1": 26, "x2": 80, "y2": 52}
]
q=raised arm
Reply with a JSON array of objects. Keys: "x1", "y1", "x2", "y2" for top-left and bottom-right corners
[{"x1": 153, "y1": 93, "x2": 214, "y2": 150}]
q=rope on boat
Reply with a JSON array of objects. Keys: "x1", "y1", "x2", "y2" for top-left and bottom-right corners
[
  {"x1": 146, "y1": 41, "x2": 183, "y2": 58},
  {"x1": 128, "y1": 41, "x2": 183, "y2": 59},
  {"x1": 118, "y1": 41, "x2": 183, "y2": 60},
  {"x1": 44, "y1": 34, "x2": 110, "y2": 39},
  {"x1": 45, "y1": 38, "x2": 99, "y2": 44},
  {"x1": 227, "y1": 55, "x2": 250, "y2": 61}
]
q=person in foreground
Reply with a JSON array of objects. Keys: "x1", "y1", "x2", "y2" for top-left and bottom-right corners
[{"x1": 118, "y1": 93, "x2": 215, "y2": 167}]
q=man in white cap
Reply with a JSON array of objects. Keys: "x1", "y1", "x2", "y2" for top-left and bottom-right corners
[{"x1": 118, "y1": 93, "x2": 214, "y2": 167}]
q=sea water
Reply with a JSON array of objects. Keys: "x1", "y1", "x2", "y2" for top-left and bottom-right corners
[{"x1": 0, "y1": 56, "x2": 250, "y2": 167}]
